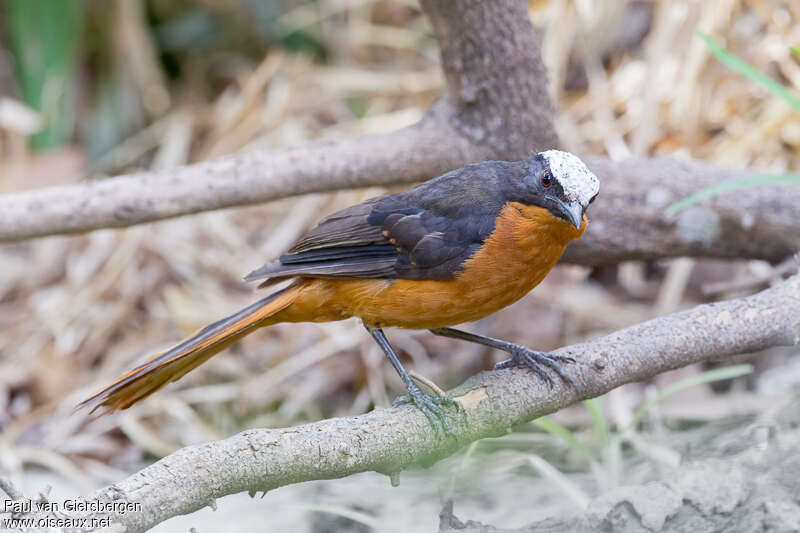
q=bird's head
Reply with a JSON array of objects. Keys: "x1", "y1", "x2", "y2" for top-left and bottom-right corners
[{"x1": 514, "y1": 150, "x2": 600, "y2": 230}]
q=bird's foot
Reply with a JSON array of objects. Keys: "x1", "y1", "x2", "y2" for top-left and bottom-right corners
[
  {"x1": 393, "y1": 384, "x2": 461, "y2": 438},
  {"x1": 494, "y1": 346, "x2": 578, "y2": 392}
]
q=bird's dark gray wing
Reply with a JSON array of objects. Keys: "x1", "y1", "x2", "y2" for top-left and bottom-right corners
[{"x1": 244, "y1": 160, "x2": 521, "y2": 284}]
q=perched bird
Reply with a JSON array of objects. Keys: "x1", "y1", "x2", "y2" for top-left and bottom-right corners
[{"x1": 80, "y1": 150, "x2": 599, "y2": 434}]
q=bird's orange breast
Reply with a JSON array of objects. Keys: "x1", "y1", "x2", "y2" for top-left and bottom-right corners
[{"x1": 271, "y1": 203, "x2": 586, "y2": 330}]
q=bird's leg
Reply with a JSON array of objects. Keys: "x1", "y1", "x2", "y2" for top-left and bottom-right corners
[
  {"x1": 429, "y1": 327, "x2": 578, "y2": 392},
  {"x1": 364, "y1": 323, "x2": 460, "y2": 436}
]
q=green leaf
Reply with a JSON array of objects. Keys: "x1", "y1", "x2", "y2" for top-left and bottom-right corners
[
  {"x1": 532, "y1": 417, "x2": 593, "y2": 459},
  {"x1": 7, "y1": 0, "x2": 85, "y2": 150},
  {"x1": 583, "y1": 397, "x2": 610, "y2": 448},
  {"x1": 697, "y1": 31, "x2": 800, "y2": 113},
  {"x1": 791, "y1": 46, "x2": 800, "y2": 57},
  {"x1": 666, "y1": 173, "x2": 800, "y2": 216},
  {"x1": 346, "y1": 95, "x2": 369, "y2": 119},
  {"x1": 627, "y1": 364, "x2": 753, "y2": 430},
  {"x1": 526, "y1": 455, "x2": 591, "y2": 507}
]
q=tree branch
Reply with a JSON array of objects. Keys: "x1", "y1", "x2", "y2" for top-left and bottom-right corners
[
  {"x1": 0, "y1": 118, "x2": 469, "y2": 242},
  {"x1": 564, "y1": 156, "x2": 800, "y2": 265},
  {"x1": 5, "y1": 150, "x2": 798, "y2": 266},
  {"x1": 0, "y1": 476, "x2": 23, "y2": 501},
  {"x1": 420, "y1": 0, "x2": 557, "y2": 155},
  {"x1": 47, "y1": 274, "x2": 799, "y2": 532},
  {"x1": 0, "y1": 0, "x2": 554, "y2": 244}
]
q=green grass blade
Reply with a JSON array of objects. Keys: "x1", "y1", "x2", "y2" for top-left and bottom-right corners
[
  {"x1": 583, "y1": 397, "x2": 609, "y2": 448},
  {"x1": 441, "y1": 440, "x2": 481, "y2": 501},
  {"x1": 7, "y1": 0, "x2": 85, "y2": 150},
  {"x1": 526, "y1": 455, "x2": 591, "y2": 508},
  {"x1": 627, "y1": 364, "x2": 753, "y2": 430},
  {"x1": 697, "y1": 31, "x2": 800, "y2": 112},
  {"x1": 532, "y1": 417, "x2": 593, "y2": 459},
  {"x1": 666, "y1": 173, "x2": 800, "y2": 216}
]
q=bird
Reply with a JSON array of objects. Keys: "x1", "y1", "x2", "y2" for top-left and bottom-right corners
[{"x1": 79, "y1": 150, "x2": 600, "y2": 434}]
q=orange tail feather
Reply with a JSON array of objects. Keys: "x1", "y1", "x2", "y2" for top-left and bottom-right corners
[{"x1": 79, "y1": 283, "x2": 302, "y2": 415}]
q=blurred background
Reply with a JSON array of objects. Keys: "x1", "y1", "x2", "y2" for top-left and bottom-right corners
[{"x1": 1, "y1": 0, "x2": 799, "y2": 531}]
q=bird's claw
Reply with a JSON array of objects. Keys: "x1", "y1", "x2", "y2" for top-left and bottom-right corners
[
  {"x1": 394, "y1": 385, "x2": 462, "y2": 438},
  {"x1": 494, "y1": 347, "x2": 578, "y2": 393}
]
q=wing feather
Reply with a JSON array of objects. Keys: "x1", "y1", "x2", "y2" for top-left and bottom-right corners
[{"x1": 245, "y1": 160, "x2": 522, "y2": 284}]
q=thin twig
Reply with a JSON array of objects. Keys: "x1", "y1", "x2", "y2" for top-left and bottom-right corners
[
  {"x1": 408, "y1": 370, "x2": 449, "y2": 398},
  {"x1": 0, "y1": 475, "x2": 23, "y2": 500},
  {"x1": 702, "y1": 252, "x2": 800, "y2": 296}
]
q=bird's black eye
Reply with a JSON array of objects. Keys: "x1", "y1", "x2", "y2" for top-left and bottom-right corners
[{"x1": 541, "y1": 172, "x2": 552, "y2": 188}]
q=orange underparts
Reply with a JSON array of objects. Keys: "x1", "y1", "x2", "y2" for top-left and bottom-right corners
[{"x1": 270, "y1": 202, "x2": 587, "y2": 329}]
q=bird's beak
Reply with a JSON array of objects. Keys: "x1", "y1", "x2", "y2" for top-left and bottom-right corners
[{"x1": 552, "y1": 198, "x2": 584, "y2": 229}]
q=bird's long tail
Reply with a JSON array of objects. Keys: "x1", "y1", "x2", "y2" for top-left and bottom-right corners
[{"x1": 79, "y1": 283, "x2": 303, "y2": 415}]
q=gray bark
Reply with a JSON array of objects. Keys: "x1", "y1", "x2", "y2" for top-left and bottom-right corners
[
  {"x1": 564, "y1": 156, "x2": 800, "y2": 265},
  {"x1": 3, "y1": 152, "x2": 799, "y2": 265},
  {"x1": 421, "y1": 0, "x2": 557, "y2": 157}
]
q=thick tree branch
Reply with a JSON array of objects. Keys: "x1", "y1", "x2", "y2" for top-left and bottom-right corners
[
  {"x1": 44, "y1": 274, "x2": 798, "y2": 532},
  {"x1": 564, "y1": 156, "x2": 800, "y2": 265},
  {"x1": 565, "y1": 156, "x2": 800, "y2": 265},
  {"x1": 0, "y1": 118, "x2": 470, "y2": 242},
  {"x1": 5, "y1": 150, "x2": 798, "y2": 266},
  {"x1": 420, "y1": 0, "x2": 557, "y2": 154}
]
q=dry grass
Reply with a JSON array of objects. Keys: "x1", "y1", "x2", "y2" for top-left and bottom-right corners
[{"x1": 0, "y1": 0, "x2": 798, "y2": 495}]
